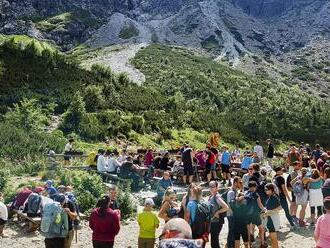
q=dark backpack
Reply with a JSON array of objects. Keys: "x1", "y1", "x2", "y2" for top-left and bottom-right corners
[
  {"x1": 191, "y1": 201, "x2": 211, "y2": 239},
  {"x1": 27, "y1": 193, "x2": 42, "y2": 215}
]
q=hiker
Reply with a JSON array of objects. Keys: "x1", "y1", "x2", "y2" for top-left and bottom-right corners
[
  {"x1": 178, "y1": 183, "x2": 196, "y2": 219},
  {"x1": 64, "y1": 138, "x2": 74, "y2": 165},
  {"x1": 159, "y1": 218, "x2": 204, "y2": 247},
  {"x1": 159, "y1": 152, "x2": 171, "y2": 171},
  {"x1": 108, "y1": 185, "x2": 119, "y2": 211},
  {"x1": 182, "y1": 145, "x2": 194, "y2": 185},
  {"x1": 138, "y1": 198, "x2": 159, "y2": 248},
  {"x1": 312, "y1": 144, "x2": 323, "y2": 162},
  {"x1": 0, "y1": 193, "x2": 8, "y2": 238},
  {"x1": 144, "y1": 148, "x2": 154, "y2": 167},
  {"x1": 107, "y1": 153, "x2": 120, "y2": 173},
  {"x1": 273, "y1": 167, "x2": 295, "y2": 227},
  {"x1": 262, "y1": 183, "x2": 281, "y2": 248},
  {"x1": 208, "y1": 181, "x2": 229, "y2": 248},
  {"x1": 45, "y1": 180, "x2": 57, "y2": 200},
  {"x1": 241, "y1": 151, "x2": 253, "y2": 171},
  {"x1": 289, "y1": 165, "x2": 309, "y2": 227},
  {"x1": 322, "y1": 167, "x2": 330, "y2": 198},
  {"x1": 8, "y1": 185, "x2": 32, "y2": 216},
  {"x1": 226, "y1": 176, "x2": 242, "y2": 248},
  {"x1": 242, "y1": 166, "x2": 254, "y2": 192},
  {"x1": 253, "y1": 141, "x2": 264, "y2": 162},
  {"x1": 185, "y1": 184, "x2": 209, "y2": 245},
  {"x1": 97, "y1": 149, "x2": 107, "y2": 172},
  {"x1": 89, "y1": 195, "x2": 120, "y2": 248},
  {"x1": 317, "y1": 153, "x2": 329, "y2": 175},
  {"x1": 314, "y1": 197, "x2": 330, "y2": 248},
  {"x1": 266, "y1": 139, "x2": 274, "y2": 168},
  {"x1": 119, "y1": 156, "x2": 141, "y2": 190},
  {"x1": 206, "y1": 147, "x2": 217, "y2": 183},
  {"x1": 287, "y1": 146, "x2": 301, "y2": 173},
  {"x1": 241, "y1": 181, "x2": 266, "y2": 247},
  {"x1": 24, "y1": 186, "x2": 44, "y2": 218},
  {"x1": 42, "y1": 194, "x2": 69, "y2": 248},
  {"x1": 221, "y1": 146, "x2": 231, "y2": 186},
  {"x1": 157, "y1": 171, "x2": 173, "y2": 200},
  {"x1": 308, "y1": 169, "x2": 323, "y2": 226},
  {"x1": 158, "y1": 187, "x2": 180, "y2": 223}
]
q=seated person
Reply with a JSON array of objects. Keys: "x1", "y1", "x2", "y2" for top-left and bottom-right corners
[
  {"x1": 241, "y1": 152, "x2": 253, "y2": 171},
  {"x1": 157, "y1": 172, "x2": 173, "y2": 199},
  {"x1": 159, "y1": 152, "x2": 171, "y2": 171},
  {"x1": 97, "y1": 149, "x2": 108, "y2": 172},
  {"x1": 107, "y1": 153, "x2": 120, "y2": 173},
  {"x1": 159, "y1": 218, "x2": 204, "y2": 248},
  {"x1": 44, "y1": 180, "x2": 57, "y2": 199},
  {"x1": 24, "y1": 186, "x2": 44, "y2": 217},
  {"x1": 153, "y1": 153, "x2": 162, "y2": 170},
  {"x1": 0, "y1": 193, "x2": 8, "y2": 238},
  {"x1": 119, "y1": 156, "x2": 141, "y2": 189}
]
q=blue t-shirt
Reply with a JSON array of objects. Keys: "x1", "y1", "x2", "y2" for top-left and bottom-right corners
[
  {"x1": 187, "y1": 200, "x2": 198, "y2": 224},
  {"x1": 157, "y1": 179, "x2": 173, "y2": 197},
  {"x1": 221, "y1": 151, "x2": 231, "y2": 165},
  {"x1": 46, "y1": 186, "x2": 57, "y2": 197},
  {"x1": 241, "y1": 157, "x2": 253, "y2": 170}
]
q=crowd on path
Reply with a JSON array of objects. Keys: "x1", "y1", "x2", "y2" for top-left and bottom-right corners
[{"x1": 1, "y1": 139, "x2": 330, "y2": 248}]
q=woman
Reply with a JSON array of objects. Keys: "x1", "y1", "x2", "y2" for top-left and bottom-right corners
[
  {"x1": 89, "y1": 195, "x2": 120, "y2": 248},
  {"x1": 178, "y1": 183, "x2": 196, "y2": 219},
  {"x1": 314, "y1": 197, "x2": 330, "y2": 248},
  {"x1": 158, "y1": 187, "x2": 180, "y2": 223},
  {"x1": 309, "y1": 169, "x2": 323, "y2": 226},
  {"x1": 208, "y1": 181, "x2": 229, "y2": 248},
  {"x1": 262, "y1": 183, "x2": 282, "y2": 248}
]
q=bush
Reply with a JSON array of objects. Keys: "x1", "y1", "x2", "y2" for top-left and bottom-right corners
[
  {"x1": 0, "y1": 169, "x2": 10, "y2": 192},
  {"x1": 117, "y1": 182, "x2": 136, "y2": 220}
]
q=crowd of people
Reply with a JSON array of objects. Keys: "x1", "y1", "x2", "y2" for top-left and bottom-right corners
[{"x1": 1, "y1": 140, "x2": 330, "y2": 248}]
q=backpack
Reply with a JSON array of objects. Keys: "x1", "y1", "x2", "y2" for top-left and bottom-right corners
[
  {"x1": 209, "y1": 193, "x2": 226, "y2": 223},
  {"x1": 191, "y1": 201, "x2": 211, "y2": 239},
  {"x1": 292, "y1": 178, "x2": 304, "y2": 197},
  {"x1": 40, "y1": 202, "x2": 68, "y2": 239},
  {"x1": 27, "y1": 193, "x2": 42, "y2": 215}
]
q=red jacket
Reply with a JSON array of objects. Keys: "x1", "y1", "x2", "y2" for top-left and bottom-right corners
[
  {"x1": 89, "y1": 208, "x2": 120, "y2": 242},
  {"x1": 13, "y1": 189, "x2": 32, "y2": 209}
]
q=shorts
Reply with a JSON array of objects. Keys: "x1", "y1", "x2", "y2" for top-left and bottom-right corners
[
  {"x1": 221, "y1": 164, "x2": 230, "y2": 174},
  {"x1": 184, "y1": 165, "x2": 194, "y2": 176},
  {"x1": 233, "y1": 218, "x2": 249, "y2": 242},
  {"x1": 267, "y1": 216, "x2": 276, "y2": 232},
  {"x1": 205, "y1": 163, "x2": 211, "y2": 174},
  {"x1": 0, "y1": 218, "x2": 7, "y2": 225},
  {"x1": 247, "y1": 213, "x2": 262, "y2": 226}
]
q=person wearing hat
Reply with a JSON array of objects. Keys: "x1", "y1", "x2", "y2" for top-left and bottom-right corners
[
  {"x1": 314, "y1": 197, "x2": 330, "y2": 247},
  {"x1": 273, "y1": 167, "x2": 295, "y2": 227},
  {"x1": 45, "y1": 180, "x2": 57, "y2": 200},
  {"x1": 138, "y1": 198, "x2": 159, "y2": 248}
]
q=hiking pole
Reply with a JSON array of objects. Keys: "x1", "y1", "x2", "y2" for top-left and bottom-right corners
[{"x1": 75, "y1": 228, "x2": 78, "y2": 243}]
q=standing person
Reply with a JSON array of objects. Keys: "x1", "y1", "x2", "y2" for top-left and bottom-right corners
[
  {"x1": 0, "y1": 194, "x2": 8, "y2": 238},
  {"x1": 221, "y1": 146, "x2": 232, "y2": 186},
  {"x1": 314, "y1": 197, "x2": 330, "y2": 248},
  {"x1": 317, "y1": 153, "x2": 329, "y2": 175},
  {"x1": 64, "y1": 138, "x2": 74, "y2": 165},
  {"x1": 241, "y1": 151, "x2": 253, "y2": 171},
  {"x1": 89, "y1": 195, "x2": 120, "y2": 248},
  {"x1": 242, "y1": 181, "x2": 266, "y2": 248},
  {"x1": 308, "y1": 169, "x2": 323, "y2": 227},
  {"x1": 178, "y1": 183, "x2": 196, "y2": 219},
  {"x1": 287, "y1": 147, "x2": 302, "y2": 173},
  {"x1": 159, "y1": 152, "x2": 170, "y2": 171},
  {"x1": 266, "y1": 139, "x2": 274, "y2": 168},
  {"x1": 206, "y1": 147, "x2": 217, "y2": 183},
  {"x1": 262, "y1": 183, "x2": 281, "y2": 248},
  {"x1": 312, "y1": 144, "x2": 323, "y2": 162},
  {"x1": 138, "y1": 198, "x2": 160, "y2": 248},
  {"x1": 157, "y1": 172, "x2": 173, "y2": 200},
  {"x1": 226, "y1": 176, "x2": 242, "y2": 248},
  {"x1": 158, "y1": 188, "x2": 180, "y2": 223},
  {"x1": 253, "y1": 141, "x2": 264, "y2": 163},
  {"x1": 144, "y1": 148, "x2": 154, "y2": 167},
  {"x1": 273, "y1": 167, "x2": 295, "y2": 228},
  {"x1": 322, "y1": 167, "x2": 330, "y2": 198},
  {"x1": 286, "y1": 161, "x2": 301, "y2": 225},
  {"x1": 242, "y1": 166, "x2": 254, "y2": 192},
  {"x1": 108, "y1": 185, "x2": 120, "y2": 218},
  {"x1": 182, "y1": 145, "x2": 194, "y2": 185},
  {"x1": 208, "y1": 181, "x2": 229, "y2": 248}
]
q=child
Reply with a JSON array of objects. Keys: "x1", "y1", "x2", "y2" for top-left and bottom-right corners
[
  {"x1": 138, "y1": 198, "x2": 160, "y2": 248},
  {"x1": 314, "y1": 197, "x2": 330, "y2": 248}
]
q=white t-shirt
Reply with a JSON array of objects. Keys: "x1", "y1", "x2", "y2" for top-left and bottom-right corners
[
  {"x1": 254, "y1": 145, "x2": 264, "y2": 160},
  {"x1": 0, "y1": 201, "x2": 8, "y2": 221},
  {"x1": 97, "y1": 155, "x2": 107, "y2": 172},
  {"x1": 64, "y1": 143, "x2": 73, "y2": 152},
  {"x1": 107, "y1": 157, "x2": 119, "y2": 173}
]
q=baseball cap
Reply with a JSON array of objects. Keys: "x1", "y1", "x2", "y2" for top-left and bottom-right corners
[{"x1": 144, "y1": 198, "x2": 155, "y2": 206}]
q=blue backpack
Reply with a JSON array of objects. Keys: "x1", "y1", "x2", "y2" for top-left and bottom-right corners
[
  {"x1": 292, "y1": 178, "x2": 304, "y2": 197},
  {"x1": 26, "y1": 193, "x2": 42, "y2": 215},
  {"x1": 40, "y1": 202, "x2": 68, "y2": 238}
]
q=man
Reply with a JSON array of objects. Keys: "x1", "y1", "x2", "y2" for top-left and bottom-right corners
[
  {"x1": 107, "y1": 153, "x2": 120, "y2": 173},
  {"x1": 97, "y1": 149, "x2": 108, "y2": 172},
  {"x1": 273, "y1": 167, "x2": 295, "y2": 228},
  {"x1": 64, "y1": 138, "x2": 74, "y2": 165},
  {"x1": 253, "y1": 141, "x2": 264, "y2": 162},
  {"x1": 312, "y1": 144, "x2": 322, "y2": 162},
  {"x1": 54, "y1": 194, "x2": 77, "y2": 248},
  {"x1": 182, "y1": 145, "x2": 194, "y2": 185},
  {"x1": 221, "y1": 146, "x2": 231, "y2": 186},
  {"x1": 108, "y1": 185, "x2": 119, "y2": 211},
  {"x1": 0, "y1": 193, "x2": 8, "y2": 238},
  {"x1": 266, "y1": 139, "x2": 274, "y2": 168},
  {"x1": 45, "y1": 180, "x2": 57, "y2": 200},
  {"x1": 317, "y1": 153, "x2": 329, "y2": 175},
  {"x1": 287, "y1": 146, "x2": 301, "y2": 173},
  {"x1": 226, "y1": 176, "x2": 242, "y2": 248}
]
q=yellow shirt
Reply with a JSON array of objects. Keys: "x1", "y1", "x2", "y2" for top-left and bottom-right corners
[{"x1": 138, "y1": 211, "x2": 159, "y2": 239}]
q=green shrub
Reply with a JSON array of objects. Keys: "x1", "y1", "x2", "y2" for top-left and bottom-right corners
[
  {"x1": 0, "y1": 169, "x2": 10, "y2": 192},
  {"x1": 117, "y1": 182, "x2": 135, "y2": 220}
]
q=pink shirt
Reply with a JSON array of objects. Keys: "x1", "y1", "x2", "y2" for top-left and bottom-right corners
[{"x1": 315, "y1": 213, "x2": 330, "y2": 248}]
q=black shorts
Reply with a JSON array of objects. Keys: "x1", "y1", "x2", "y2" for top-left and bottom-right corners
[
  {"x1": 291, "y1": 192, "x2": 296, "y2": 202},
  {"x1": 0, "y1": 218, "x2": 7, "y2": 225},
  {"x1": 184, "y1": 165, "x2": 194, "y2": 176},
  {"x1": 234, "y1": 218, "x2": 249, "y2": 242},
  {"x1": 221, "y1": 164, "x2": 230, "y2": 174},
  {"x1": 267, "y1": 216, "x2": 276, "y2": 232},
  {"x1": 247, "y1": 213, "x2": 262, "y2": 226}
]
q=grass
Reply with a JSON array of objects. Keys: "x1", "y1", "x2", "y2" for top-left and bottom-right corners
[
  {"x1": 119, "y1": 24, "x2": 139, "y2": 39},
  {"x1": 37, "y1": 12, "x2": 72, "y2": 32}
]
